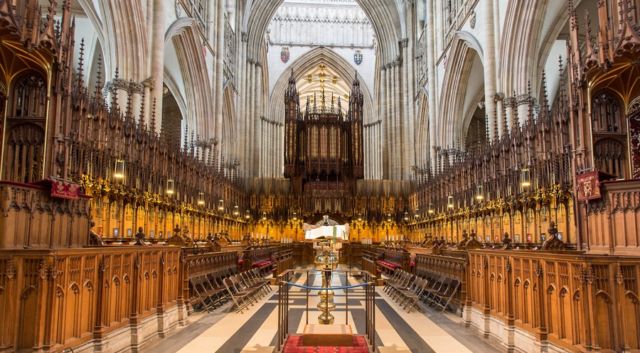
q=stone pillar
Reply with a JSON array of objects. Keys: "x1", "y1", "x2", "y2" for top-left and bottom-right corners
[
  {"x1": 254, "y1": 63, "x2": 263, "y2": 176},
  {"x1": 381, "y1": 66, "x2": 389, "y2": 178},
  {"x1": 214, "y1": 0, "x2": 225, "y2": 151},
  {"x1": 150, "y1": 0, "x2": 165, "y2": 131},
  {"x1": 483, "y1": 0, "x2": 498, "y2": 142},
  {"x1": 427, "y1": 0, "x2": 437, "y2": 163}
]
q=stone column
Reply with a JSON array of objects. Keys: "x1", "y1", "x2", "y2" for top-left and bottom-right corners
[
  {"x1": 149, "y1": 0, "x2": 165, "y2": 131},
  {"x1": 483, "y1": 0, "x2": 498, "y2": 141},
  {"x1": 393, "y1": 62, "x2": 401, "y2": 179},
  {"x1": 239, "y1": 35, "x2": 248, "y2": 177},
  {"x1": 214, "y1": 0, "x2": 225, "y2": 150},
  {"x1": 253, "y1": 63, "x2": 262, "y2": 177},
  {"x1": 380, "y1": 66, "x2": 389, "y2": 178},
  {"x1": 427, "y1": 0, "x2": 437, "y2": 163},
  {"x1": 246, "y1": 60, "x2": 253, "y2": 177},
  {"x1": 388, "y1": 64, "x2": 396, "y2": 179}
]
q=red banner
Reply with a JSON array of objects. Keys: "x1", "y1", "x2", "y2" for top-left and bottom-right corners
[
  {"x1": 50, "y1": 179, "x2": 82, "y2": 200},
  {"x1": 576, "y1": 171, "x2": 602, "y2": 201}
]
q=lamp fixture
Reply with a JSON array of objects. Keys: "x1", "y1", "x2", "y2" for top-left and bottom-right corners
[
  {"x1": 521, "y1": 168, "x2": 531, "y2": 188},
  {"x1": 166, "y1": 179, "x2": 175, "y2": 195},
  {"x1": 114, "y1": 159, "x2": 125, "y2": 179},
  {"x1": 197, "y1": 192, "x2": 205, "y2": 206},
  {"x1": 447, "y1": 196, "x2": 454, "y2": 209},
  {"x1": 475, "y1": 185, "x2": 484, "y2": 201}
]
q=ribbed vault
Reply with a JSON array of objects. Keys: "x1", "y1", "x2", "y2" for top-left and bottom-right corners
[{"x1": 243, "y1": 0, "x2": 402, "y2": 64}]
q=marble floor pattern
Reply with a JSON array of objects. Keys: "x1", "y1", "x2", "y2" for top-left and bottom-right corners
[{"x1": 144, "y1": 269, "x2": 501, "y2": 353}]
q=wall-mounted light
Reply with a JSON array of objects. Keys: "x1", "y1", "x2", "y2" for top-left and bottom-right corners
[
  {"x1": 521, "y1": 168, "x2": 531, "y2": 188},
  {"x1": 447, "y1": 196, "x2": 454, "y2": 209},
  {"x1": 114, "y1": 159, "x2": 125, "y2": 179},
  {"x1": 166, "y1": 179, "x2": 175, "y2": 195},
  {"x1": 475, "y1": 185, "x2": 484, "y2": 201},
  {"x1": 233, "y1": 205, "x2": 240, "y2": 217},
  {"x1": 244, "y1": 210, "x2": 251, "y2": 220},
  {"x1": 197, "y1": 192, "x2": 205, "y2": 206},
  {"x1": 428, "y1": 204, "x2": 435, "y2": 214},
  {"x1": 218, "y1": 199, "x2": 225, "y2": 212}
]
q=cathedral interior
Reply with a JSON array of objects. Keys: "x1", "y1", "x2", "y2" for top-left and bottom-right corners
[{"x1": 0, "y1": 0, "x2": 639, "y2": 352}]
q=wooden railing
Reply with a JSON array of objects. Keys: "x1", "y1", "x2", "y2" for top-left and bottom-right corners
[
  {"x1": 361, "y1": 257, "x2": 379, "y2": 278},
  {"x1": 273, "y1": 248, "x2": 294, "y2": 276},
  {"x1": 181, "y1": 250, "x2": 238, "y2": 310},
  {"x1": 466, "y1": 249, "x2": 640, "y2": 353},
  {"x1": 0, "y1": 246, "x2": 181, "y2": 352},
  {"x1": 414, "y1": 253, "x2": 467, "y2": 309}
]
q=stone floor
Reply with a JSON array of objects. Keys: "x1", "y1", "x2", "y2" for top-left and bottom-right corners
[{"x1": 143, "y1": 268, "x2": 502, "y2": 353}]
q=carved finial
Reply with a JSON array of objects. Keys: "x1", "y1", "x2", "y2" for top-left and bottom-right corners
[
  {"x1": 94, "y1": 54, "x2": 103, "y2": 98},
  {"x1": 77, "y1": 38, "x2": 85, "y2": 87},
  {"x1": 331, "y1": 92, "x2": 335, "y2": 112},
  {"x1": 190, "y1": 130, "x2": 195, "y2": 156},
  {"x1": 501, "y1": 95, "x2": 508, "y2": 136},
  {"x1": 150, "y1": 98, "x2": 157, "y2": 133},
  {"x1": 541, "y1": 70, "x2": 549, "y2": 113},
  {"x1": 527, "y1": 81, "x2": 534, "y2": 123},
  {"x1": 110, "y1": 67, "x2": 120, "y2": 110},
  {"x1": 138, "y1": 89, "x2": 146, "y2": 125},
  {"x1": 183, "y1": 124, "x2": 189, "y2": 151},
  {"x1": 313, "y1": 92, "x2": 317, "y2": 112},
  {"x1": 125, "y1": 80, "x2": 134, "y2": 119}
]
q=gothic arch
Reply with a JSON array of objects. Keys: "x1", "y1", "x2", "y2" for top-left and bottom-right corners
[
  {"x1": 268, "y1": 47, "x2": 375, "y2": 126},
  {"x1": 500, "y1": 0, "x2": 544, "y2": 97},
  {"x1": 165, "y1": 21, "x2": 214, "y2": 139},
  {"x1": 439, "y1": 33, "x2": 484, "y2": 148}
]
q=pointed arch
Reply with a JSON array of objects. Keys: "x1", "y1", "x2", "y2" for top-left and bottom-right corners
[
  {"x1": 269, "y1": 47, "x2": 375, "y2": 126},
  {"x1": 438, "y1": 32, "x2": 484, "y2": 148},
  {"x1": 165, "y1": 20, "x2": 214, "y2": 140}
]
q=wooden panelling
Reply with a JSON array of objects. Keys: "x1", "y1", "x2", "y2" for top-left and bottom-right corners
[
  {"x1": 466, "y1": 249, "x2": 640, "y2": 352},
  {"x1": 0, "y1": 247, "x2": 181, "y2": 352}
]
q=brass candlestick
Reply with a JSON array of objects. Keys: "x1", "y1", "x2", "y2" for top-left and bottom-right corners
[{"x1": 317, "y1": 250, "x2": 335, "y2": 324}]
